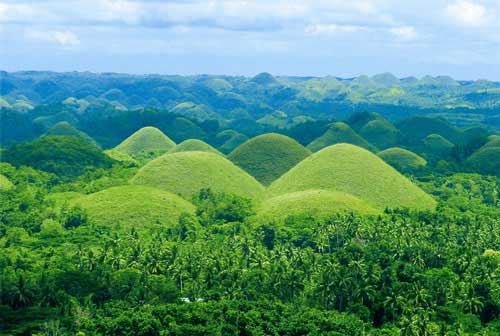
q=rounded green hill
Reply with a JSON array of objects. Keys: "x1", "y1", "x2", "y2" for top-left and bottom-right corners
[
  {"x1": 168, "y1": 139, "x2": 221, "y2": 155},
  {"x1": 72, "y1": 185, "x2": 195, "y2": 231},
  {"x1": 422, "y1": 134, "x2": 454, "y2": 155},
  {"x1": 307, "y1": 122, "x2": 377, "y2": 152},
  {"x1": 216, "y1": 130, "x2": 249, "y2": 154},
  {"x1": 398, "y1": 116, "x2": 461, "y2": 143},
  {"x1": 131, "y1": 151, "x2": 264, "y2": 200},
  {"x1": 259, "y1": 190, "x2": 380, "y2": 219},
  {"x1": 228, "y1": 133, "x2": 311, "y2": 185},
  {"x1": 466, "y1": 147, "x2": 500, "y2": 176},
  {"x1": 359, "y1": 119, "x2": 400, "y2": 149},
  {"x1": 114, "y1": 126, "x2": 175, "y2": 162},
  {"x1": 267, "y1": 144, "x2": 436, "y2": 210},
  {"x1": 0, "y1": 174, "x2": 14, "y2": 191},
  {"x1": 378, "y1": 147, "x2": 427, "y2": 173},
  {"x1": 45, "y1": 121, "x2": 99, "y2": 148}
]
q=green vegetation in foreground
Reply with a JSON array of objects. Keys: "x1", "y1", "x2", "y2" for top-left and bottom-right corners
[
  {"x1": 131, "y1": 151, "x2": 264, "y2": 199},
  {"x1": 228, "y1": 133, "x2": 311, "y2": 185},
  {"x1": 258, "y1": 189, "x2": 380, "y2": 219},
  {"x1": 44, "y1": 121, "x2": 100, "y2": 148},
  {"x1": 168, "y1": 139, "x2": 221, "y2": 155},
  {"x1": 267, "y1": 144, "x2": 436, "y2": 210},
  {"x1": 0, "y1": 173, "x2": 13, "y2": 191},
  {"x1": 114, "y1": 126, "x2": 175, "y2": 162},
  {"x1": 466, "y1": 147, "x2": 500, "y2": 176},
  {"x1": 72, "y1": 185, "x2": 195, "y2": 230},
  {"x1": 307, "y1": 122, "x2": 377, "y2": 152},
  {"x1": 2, "y1": 135, "x2": 114, "y2": 180},
  {"x1": 378, "y1": 147, "x2": 427, "y2": 173}
]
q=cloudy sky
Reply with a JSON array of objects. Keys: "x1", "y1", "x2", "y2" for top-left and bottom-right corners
[{"x1": 1, "y1": 0, "x2": 500, "y2": 79}]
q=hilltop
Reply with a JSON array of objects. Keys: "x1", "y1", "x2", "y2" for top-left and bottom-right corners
[
  {"x1": 114, "y1": 126, "x2": 175, "y2": 162},
  {"x1": 131, "y1": 151, "x2": 264, "y2": 199},
  {"x1": 73, "y1": 185, "x2": 195, "y2": 231},
  {"x1": 168, "y1": 139, "x2": 221, "y2": 155},
  {"x1": 307, "y1": 122, "x2": 377, "y2": 152},
  {"x1": 267, "y1": 144, "x2": 436, "y2": 210},
  {"x1": 228, "y1": 133, "x2": 311, "y2": 185},
  {"x1": 378, "y1": 147, "x2": 427, "y2": 173}
]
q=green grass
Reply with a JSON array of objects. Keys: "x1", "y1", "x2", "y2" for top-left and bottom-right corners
[
  {"x1": 422, "y1": 134, "x2": 454, "y2": 154},
  {"x1": 168, "y1": 139, "x2": 222, "y2": 155},
  {"x1": 258, "y1": 190, "x2": 380, "y2": 219},
  {"x1": 228, "y1": 133, "x2": 311, "y2": 185},
  {"x1": 378, "y1": 147, "x2": 427, "y2": 173},
  {"x1": 466, "y1": 147, "x2": 500, "y2": 177},
  {"x1": 46, "y1": 192, "x2": 85, "y2": 206},
  {"x1": 481, "y1": 135, "x2": 500, "y2": 149},
  {"x1": 0, "y1": 174, "x2": 13, "y2": 191},
  {"x1": 45, "y1": 121, "x2": 99, "y2": 148},
  {"x1": 72, "y1": 185, "x2": 195, "y2": 231},
  {"x1": 103, "y1": 149, "x2": 138, "y2": 166},
  {"x1": 267, "y1": 144, "x2": 436, "y2": 210},
  {"x1": 114, "y1": 126, "x2": 176, "y2": 162},
  {"x1": 359, "y1": 120, "x2": 400, "y2": 149},
  {"x1": 307, "y1": 122, "x2": 377, "y2": 152},
  {"x1": 131, "y1": 151, "x2": 264, "y2": 200},
  {"x1": 216, "y1": 131, "x2": 249, "y2": 154}
]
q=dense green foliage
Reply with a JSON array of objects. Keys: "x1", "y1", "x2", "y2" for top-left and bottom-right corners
[
  {"x1": 2, "y1": 136, "x2": 114, "y2": 180},
  {"x1": 378, "y1": 147, "x2": 427, "y2": 173},
  {"x1": 2, "y1": 70, "x2": 500, "y2": 335},
  {"x1": 131, "y1": 151, "x2": 265, "y2": 200},
  {"x1": 268, "y1": 144, "x2": 436, "y2": 210},
  {"x1": 2, "y1": 165, "x2": 500, "y2": 335},
  {"x1": 228, "y1": 133, "x2": 311, "y2": 185}
]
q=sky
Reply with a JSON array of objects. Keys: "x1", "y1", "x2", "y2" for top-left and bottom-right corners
[{"x1": 1, "y1": 0, "x2": 500, "y2": 80}]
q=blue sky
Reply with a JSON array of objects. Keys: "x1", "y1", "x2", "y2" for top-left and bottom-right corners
[{"x1": 1, "y1": 0, "x2": 500, "y2": 80}]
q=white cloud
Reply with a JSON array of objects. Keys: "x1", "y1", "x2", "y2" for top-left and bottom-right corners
[
  {"x1": 446, "y1": 1, "x2": 486, "y2": 26},
  {"x1": 305, "y1": 23, "x2": 367, "y2": 34},
  {"x1": 26, "y1": 29, "x2": 80, "y2": 47},
  {"x1": 390, "y1": 26, "x2": 418, "y2": 40},
  {"x1": 0, "y1": 2, "x2": 35, "y2": 22}
]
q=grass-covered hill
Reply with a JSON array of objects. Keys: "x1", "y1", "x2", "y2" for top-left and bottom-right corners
[
  {"x1": 421, "y1": 134, "x2": 455, "y2": 156},
  {"x1": 307, "y1": 122, "x2": 377, "y2": 152},
  {"x1": 72, "y1": 185, "x2": 195, "y2": 231},
  {"x1": 103, "y1": 149, "x2": 138, "y2": 166},
  {"x1": 131, "y1": 151, "x2": 264, "y2": 199},
  {"x1": 258, "y1": 190, "x2": 380, "y2": 219},
  {"x1": 466, "y1": 147, "x2": 500, "y2": 176},
  {"x1": 114, "y1": 126, "x2": 176, "y2": 162},
  {"x1": 45, "y1": 121, "x2": 99, "y2": 148},
  {"x1": 168, "y1": 139, "x2": 221, "y2": 155},
  {"x1": 164, "y1": 117, "x2": 207, "y2": 143},
  {"x1": 228, "y1": 133, "x2": 311, "y2": 185},
  {"x1": 0, "y1": 173, "x2": 13, "y2": 191},
  {"x1": 267, "y1": 144, "x2": 436, "y2": 210},
  {"x1": 215, "y1": 130, "x2": 249, "y2": 154},
  {"x1": 481, "y1": 135, "x2": 500, "y2": 150},
  {"x1": 347, "y1": 112, "x2": 400, "y2": 149},
  {"x1": 397, "y1": 116, "x2": 462, "y2": 144},
  {"x1": 378, "y1": 147, "x2": 427, "y2": 173},
  {"x1": 2, "y1": 135, "x2": 114, "y2": 179}
]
